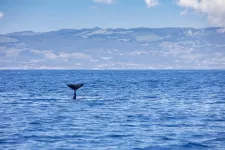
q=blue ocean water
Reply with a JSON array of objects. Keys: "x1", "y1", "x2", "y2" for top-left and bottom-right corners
[{"x1": 0, "y1": 70, "x2": 225, "y2": 150}]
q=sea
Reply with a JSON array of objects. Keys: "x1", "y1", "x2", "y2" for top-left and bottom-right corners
[{"x1": 0, "y1": 70, "x2": 225, "y2": 150}]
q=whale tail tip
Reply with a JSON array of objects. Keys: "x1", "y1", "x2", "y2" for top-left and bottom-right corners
[{"x1": 67, "y1": 83, "x2": 84, "y2": 99}]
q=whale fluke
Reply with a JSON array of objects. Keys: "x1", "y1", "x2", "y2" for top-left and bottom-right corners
[{"x1": 67, "y1": 83, "x2": 84, "y2": 99}]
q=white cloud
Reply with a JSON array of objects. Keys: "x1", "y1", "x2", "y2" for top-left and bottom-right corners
[
  {"x1": 58, "y1": 52, "x2": 91, "y2": 59},
  {"x1": 30, "y1": 50, "x2": 91, "y2": 60},
  {"x1": 93, "y1": 0, "x2": 116, "y2": 4},
  {"x1": 179, "y1": 53, "x2": 204, "y2": 60},
  {"x1": 93, "y1": 0, "x2": 160, "y2": 7},
  {"x1": 217, "y1": 28, "x2": 225, "y2": 33},
  {"x1": 145, "y1": 0, "x2": 159, "y2": 8},
  {"x1": 130, "y1": 51, "x2": 149, "y2": 56},
  {"x1": 101, "y1": 57, "x2": 112, "y2": 60},
  {"x1": 1, "y1": 48, "x2": 22, "y2": 58},
  {"x1": 29, "y1": 60, "x2": 45, "y2": 63},
  {"x1": 0, "y1": 12, "x2": 4, "y2": 19},
  {"x1": 177, "y1": 0, "x2": 225, "y2": 26},
  {"x1": 180, "y1": 9, "x2": 188, "y2": 16}
]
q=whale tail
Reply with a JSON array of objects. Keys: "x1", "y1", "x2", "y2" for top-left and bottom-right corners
[{"x1": 67, "y1": 83, "x2": 84, "y2": 99}]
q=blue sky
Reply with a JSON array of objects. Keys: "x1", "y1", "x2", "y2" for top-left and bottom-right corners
[{"x1": 0, "y1": 0, "x2": 215, "y2": 34}]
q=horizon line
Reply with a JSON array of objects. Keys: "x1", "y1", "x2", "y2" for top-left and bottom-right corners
[{"x1": 1, "y1": 68, "x2": 225, "y2": 71}]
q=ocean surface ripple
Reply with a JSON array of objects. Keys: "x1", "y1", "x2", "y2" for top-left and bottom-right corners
[{"x1": 0, "y1": 70, "x2": 225, "y2": 149}]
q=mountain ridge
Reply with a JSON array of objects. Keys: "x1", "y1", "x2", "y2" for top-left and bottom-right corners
[
  {"x1": 3, "y1": 27, "x2": 221, "y2": 35},
  {"x1": 0, "y1": 27, "x2": 225, "y2": 69}
]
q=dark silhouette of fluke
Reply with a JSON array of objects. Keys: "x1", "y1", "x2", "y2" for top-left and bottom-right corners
[{"x1": 67, "y1": 83, "x2": 84, "y2": 99}]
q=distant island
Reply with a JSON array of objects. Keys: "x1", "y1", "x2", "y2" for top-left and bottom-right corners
[{"x1": 0, "y1": 27, "x2": 225, "y2": 70}]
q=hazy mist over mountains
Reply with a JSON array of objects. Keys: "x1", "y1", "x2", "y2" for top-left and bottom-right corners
[{"x1": 1, "y1": 27, "x2": 225, "y2": 69}]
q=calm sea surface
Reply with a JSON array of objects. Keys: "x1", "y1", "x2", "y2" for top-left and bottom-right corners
[{"x1": 0, "y1": 70, "x2": 225, "y2": 150}]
